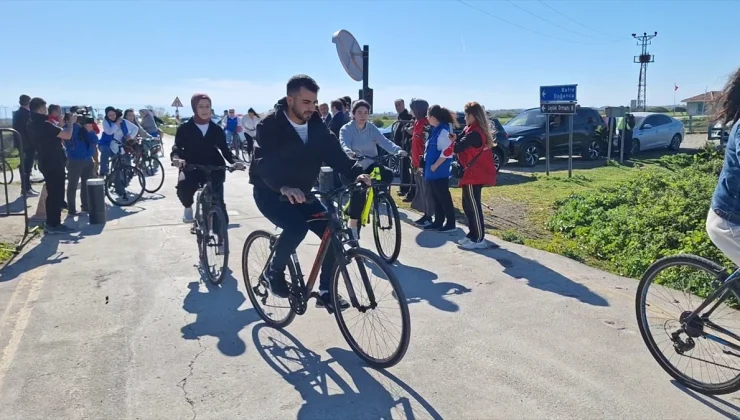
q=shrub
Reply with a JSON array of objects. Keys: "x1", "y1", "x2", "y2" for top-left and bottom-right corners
[
  {"x1": 372, "y1": 118, "x2": 385, "y2": 128},
  {"x1": 547, "y1": 149, "x2": 730, "y2": 287}
]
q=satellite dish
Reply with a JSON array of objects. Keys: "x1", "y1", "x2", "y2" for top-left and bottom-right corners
[{"x1": 332, "y1": 29, "x2": 363, "y2": 82}]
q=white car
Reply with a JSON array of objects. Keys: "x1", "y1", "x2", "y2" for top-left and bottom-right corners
[{"x1": 629, "y1": 112, "x2": 685, "y2": 155}]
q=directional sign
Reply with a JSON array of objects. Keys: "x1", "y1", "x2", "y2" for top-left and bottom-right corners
[
  {"x1": 171, "y1": 96, "x2": 183, "y2": 108},
  {"x1": 540, "y1": 85, "x2": 577, "y2": 103},
  {"x1": 541, "y1": 103, "x2": 576, "y2": 115}
]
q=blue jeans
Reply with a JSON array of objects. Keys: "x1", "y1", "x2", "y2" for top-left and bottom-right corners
[
  {"x1": 99, "y1": 145, "x2": 113, "y2": 176},
  {"x1": 253, "y1": 187, "x2": 336, "y2": 291}
]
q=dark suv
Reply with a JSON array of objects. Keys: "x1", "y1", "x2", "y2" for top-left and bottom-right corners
[
  {"x1": 454, "y1": 113, "x2": 509, "y2": 172},
  {"x1": 504, "y1": 107, "x2": 606, "y2": 167}
]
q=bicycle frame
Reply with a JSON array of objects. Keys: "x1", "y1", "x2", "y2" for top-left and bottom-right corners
[
  {"x1": 342, "y1": 166, "x2": 383, "y2": 227},
  {"x1": 680, "y1": 268, "x2": 740, "y2": 352}
]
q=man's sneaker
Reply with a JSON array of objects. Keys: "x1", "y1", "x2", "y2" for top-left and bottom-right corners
[
  {"x1": 461, "y1": 239, "x2": 489, "y2": 250},
  {"x1": 44, "y1": 225, "x2": 75, "y2": 235},
  {"x1": 23, "y1": 189, "x2": 39, "y2": 197},
  {"x1": 438, "y1": 225, "x2": 456, "y2": 233},
  {"x1": 414, "y1": 216, "x2": 432, "y2": 227},
  {"x1": 457, "y1": 237, "x2": 473, "y2": 246},
  {"x1": 260, "y1": 271, "x2": 290, "y2": 299},
  {"x1": 316, "y1": 291, "x2": 350, "y2": 312},
  {"x1": 183, "y1": 207, "x2": 194, "y2": 223},
  {"x1": 423, "y1": 223, "x2": 443, "y2": 231}
]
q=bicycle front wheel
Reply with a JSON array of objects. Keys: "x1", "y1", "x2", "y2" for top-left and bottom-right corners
[
  {"x1": 141, "y1": 157, "x2": 165, "y2": 193},
  {"x1": 242, "y1": 230, "x2": 296, "y2": 328},
  {"x1": 104, "y1": 165, "x2": 145, "y2": 206},
  {"x1": 373, "y1": 194, "x2": 402, "y2": 263},
  {"x1": 200, "y1": 204, "x2": 229, "y2": 285},
  {"x1": 636, "y1": 254, "x2": 740, "y2": 395},
  {"x1": 332, "y1": 247, "x2": 410, "y2": 368}
]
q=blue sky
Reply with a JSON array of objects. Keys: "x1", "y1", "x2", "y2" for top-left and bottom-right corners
[{"x1": 1, "y1": 0, "x2": 738, "y2": 116}]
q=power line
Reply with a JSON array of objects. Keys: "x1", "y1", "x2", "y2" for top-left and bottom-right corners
[
  {"x1": 506, "y1": 0, "x2": 620, "y2": 42},
  {"x1": 535, "y1": 0, "x2": 627, "y2": 41},
  {"x1": 456, "y1": 0, "x2": 620, "y2": 45}
]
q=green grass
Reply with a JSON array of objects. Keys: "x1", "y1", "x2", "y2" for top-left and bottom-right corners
[
  {"x1": 0, "y1": 242, "x2": 15, "y2": 264},
  {"x1": 162, "y1": 126, "x2": 177, "y2": 136},
  {"x1": 6, "y1": 157, "x2": 19, "y2": 169}
]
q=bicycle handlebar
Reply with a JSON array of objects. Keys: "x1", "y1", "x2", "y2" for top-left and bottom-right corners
[
  {"x1": 278, "y1": 181, "x2": 379, "y2": 204},
  {"x1": 180, "y1": 163, "x2": 244, "y2": 173}
]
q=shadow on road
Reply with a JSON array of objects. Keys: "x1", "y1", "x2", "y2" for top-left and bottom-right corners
[
  {"x1": 398, "y1": 211, "x2": 608, "y2": 307},
  {"x1": 181, "y1": 272, "x2": 259, "y2": 356},
  {"x1": 390, "y1": 261, "x2": 471, "y2": 313},
  {"x1": 107, "y1": 204, "x2": 144, "y2": 222},
  {"x1": 670, "y1": 380, "x2": 740, "y2": 419},
  {"x1": 252, "y1": 324, "x2": 443, "y2": 420},
  {"x1": 0, "y1": 234, "x2": 69, "y2": 283}
]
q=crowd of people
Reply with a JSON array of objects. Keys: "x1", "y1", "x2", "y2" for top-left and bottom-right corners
[{"x1": 10, "y1": 95, "x2": 166, "y2": 234}]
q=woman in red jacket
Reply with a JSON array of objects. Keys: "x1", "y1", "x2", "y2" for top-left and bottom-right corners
[
  {"x1": 446, "y1": 102, "x2": 497, "y2": 249},
  {"x1": 409, "y1": 98, "x2": 435, "y2": 226}
]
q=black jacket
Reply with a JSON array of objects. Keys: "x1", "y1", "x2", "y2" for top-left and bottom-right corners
[
  {"x1": 12, "y1": 107, "x2": 31, "y2": 151},
  {"x1": 250, "y1": 98, "x2": 363, "y2": 193},
  {"x1": 329, "y1": 111, "x2": 348, "y2": 138},
  {"x1": 393, "y1": 109, "x2": 413, "y2": 148},
  {"x1": 27, "y1": 112, "x2": 64, "y2": 163},
  {"x1": 171, "y1": 119, "x2": 235, "y2": 166}
]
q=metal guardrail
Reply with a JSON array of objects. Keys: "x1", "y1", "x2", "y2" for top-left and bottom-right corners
[{"x1": 0, "y1": 128, "x2": 34, "y2": 253}]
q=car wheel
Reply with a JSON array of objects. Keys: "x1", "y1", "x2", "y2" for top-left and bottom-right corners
[
  {"x1": 518, "y1": 141, "x2": 540, "y2": 167},
  {"x1": 492, "y1": 149, "x2": 504, "y2": 172},
  {"x1": 668, "y1": 134, "x2": 682, "y2": 151},
  {"x1": 583, "y1": 139, "x2": 603, "y2": 161}
]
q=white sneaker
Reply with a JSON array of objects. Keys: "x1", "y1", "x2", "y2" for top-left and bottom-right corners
[
  {"x1": 461, "y1": 240, "x2": 489, "y2": 250},
  {"x1": 457, "y1": 237, "x2": 473, "y2": 246},
  {"x1": 183, "y1": 208, "x2": 194, "y2": 223}
]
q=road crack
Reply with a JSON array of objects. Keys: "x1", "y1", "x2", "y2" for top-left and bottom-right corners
[{"x1": 178, "y1": 322, "x2": 206, "y2": 420}]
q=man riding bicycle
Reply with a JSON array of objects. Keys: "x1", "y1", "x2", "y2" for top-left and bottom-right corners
[
  {"x1": 222, "y1": 109, "x2": 242, "y2": 150},
  {"x1": 249, "y1": 74, "x2": 370, "y2": 312},
  {"x1": 172, "y1": 94, "x2": 246, "y2": 236},
  {"x1": 339, "y1": 99, "x2": 407, "y2": 239}
]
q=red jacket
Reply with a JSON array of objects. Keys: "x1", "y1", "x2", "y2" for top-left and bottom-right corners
[
  {"x1": 411, "y1": 117, "x2": 428, "y2": 168},
  {"x1": 448, "y1": 123, "x2": 496, "y2": 186}
]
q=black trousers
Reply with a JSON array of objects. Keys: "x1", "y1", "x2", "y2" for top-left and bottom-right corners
[
  {"x1": 428, "y1": 178, "x2": 455, "y2": 227},
  {"x1": 347, "y1": 164, "x2": 394, "y2": 220},
  {"x1": 244, "y1": 133, "x2": 254, "y2": 155},
  {"x1": 176, "y1": 169, "x2": 229, "y2": 230},
  {"x1": 39, "y1": 157, "x2": 66, "y2": 228},
  {"x1": 20, "y1": 147, "x2": 36, "y2": 192},
  {"x1": 461, "y1": 184, "x2": 485, "y2": 242},
  {"x1": 399, "y1": 156, "x2": 413, "y2": 195}
]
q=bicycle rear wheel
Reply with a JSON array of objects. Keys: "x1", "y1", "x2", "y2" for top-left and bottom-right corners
[
  {"x1": 141, "y1": 157, "x2": 165, "y2": 193},
  {"x1": 372, "y1": 193, "x2": 402, "y2": 263},
  {"x1": 242, "y1": 230, "x2": 296, "y2": 328},
  {"x1": 104, "y1": 165, "x2": 145, "y2": 206},
  {"x1": 0, "y1": 159, "x2": 14, "y2": 185},
  {"x1": 332, "y1": 247, "x2": 410, "y2": 368},
  {"x1": 636, "y1": 254, "x2": 740, "y2": 395},
  {"x1": 200, "y1": 204, "x2": 229, "y2": 285}
]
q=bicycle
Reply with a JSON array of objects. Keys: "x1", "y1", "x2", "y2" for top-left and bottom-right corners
[
  {"x1": 185, "y1": 164, "x2": 241, "y2": 285},
  {"x1": 241, "y1": 185, "x2": 411, "y2": 368},
  {"x1": 334, "y1": 154, "x2": 402, "y2": 263},
  {"x1": 636, "y1": 254, "x2": 740, "y2": 395},
  {"x1": 104, "y1": 139, "x2": 145, "y2": 206},
  {"x1": 135, "y1": 136, "x2": 165, "y2": 194},
  {"x1": 0, "y1": 155, "x2": 13, "y2": 185}
]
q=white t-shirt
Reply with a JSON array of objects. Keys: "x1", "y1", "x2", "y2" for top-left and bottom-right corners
[
  {"x1": 196, "y1": 123, "x2": 209, "y2": 137},
  {"x1": 285, "y1": 112, "x2": 308, "y2": 143}
]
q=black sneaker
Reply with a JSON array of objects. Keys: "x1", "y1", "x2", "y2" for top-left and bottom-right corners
[
  {"x1": 424, "y1": 223, "x2": 443, "y2": 230},
  {"x1": 261, "y1": 271, "x2": 290, "y2": 298},
  {"x1": 438, "y1": 225, "x2": 456, "y2": 232},
  {"x1": 315, "y1": 292, "x2": 350, "y2": 312},
  {"x1": 414, "y1": 216, "x2": 431, "y2": 227}
]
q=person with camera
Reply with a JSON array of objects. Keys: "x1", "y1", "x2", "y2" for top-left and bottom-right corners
[
  {"x1": 26, "y1": 97, "x2": 76, "y2": 234},
  {"x1": 63, "y1": 111, "x2": 98, "y2": 216}
]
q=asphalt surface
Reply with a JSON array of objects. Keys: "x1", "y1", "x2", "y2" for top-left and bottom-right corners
[{"x1": 0, "y1": 135, "x2": 738, "y2": 419}]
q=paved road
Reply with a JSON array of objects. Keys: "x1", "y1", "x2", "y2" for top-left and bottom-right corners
[{"x1": 0, "y1": 135, "x2": 737, "y2": 419}]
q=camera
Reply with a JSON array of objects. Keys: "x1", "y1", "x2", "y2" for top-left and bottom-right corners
[{"x1": 64, "y1": 107, "x2": 94, "y2": 125}]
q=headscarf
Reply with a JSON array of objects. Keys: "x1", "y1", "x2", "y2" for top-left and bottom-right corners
[{"x1": 191, "y1": 93, "x2": 212, "y2": 124}]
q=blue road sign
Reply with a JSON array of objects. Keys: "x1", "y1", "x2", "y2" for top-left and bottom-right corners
[{"x1": 540, "y1": 85, "x2": 578, "y2": 103}]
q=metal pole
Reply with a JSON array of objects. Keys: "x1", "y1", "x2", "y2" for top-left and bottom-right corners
[
  {"x1": 545, "y1": 118, "x2": 550, "y2": 176},
  {"x1": 568, "y1": 114, "x2": 573, "y2": 178},
  {"x1": 606, "y1": 117, "x2": 612, "y2": 161},
  {"x1": 362, "y1": 45, "x2": 370, "y2": 112},
  {"x1": 619, "y1": 116, "x2": 625, "y2": 164}
]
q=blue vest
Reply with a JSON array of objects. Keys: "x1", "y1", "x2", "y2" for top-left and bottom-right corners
[
  {"x1": 225, "y1": 116, "x2": 238, "y2": 132},
  {"x1": 711, "y1": 119, "x2": 740, "y2": 223},
  {"x1": 424, "y1": 123, "x2": 452, "y2": 181}
]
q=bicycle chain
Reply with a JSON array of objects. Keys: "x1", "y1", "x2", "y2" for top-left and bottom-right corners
[{"x1": 288, "y1": 286, "x2": 307, "y2": 315}]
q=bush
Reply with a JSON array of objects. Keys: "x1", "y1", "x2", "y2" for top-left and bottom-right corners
[
  {"x1": 372, "y1": 118, "x2": 385, "y2": 128},
  {"x1": 547, "y1": 148, "x2": 730, "y2": 287}
]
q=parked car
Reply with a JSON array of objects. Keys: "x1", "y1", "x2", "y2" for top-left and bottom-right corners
[
  {"x1": 709, "y1": 120, "x2": 731, "y2": 146},
  {"x1": 504, "y1": 106, "x2": 606, "y2": 167},
  {"x1": 627, "y1": 112, "x2": 685, "y2": 155}
]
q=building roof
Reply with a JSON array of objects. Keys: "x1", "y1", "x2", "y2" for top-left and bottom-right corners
[{"x1": 682, "y1": 91, "x2": 722, "y2": 103}]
